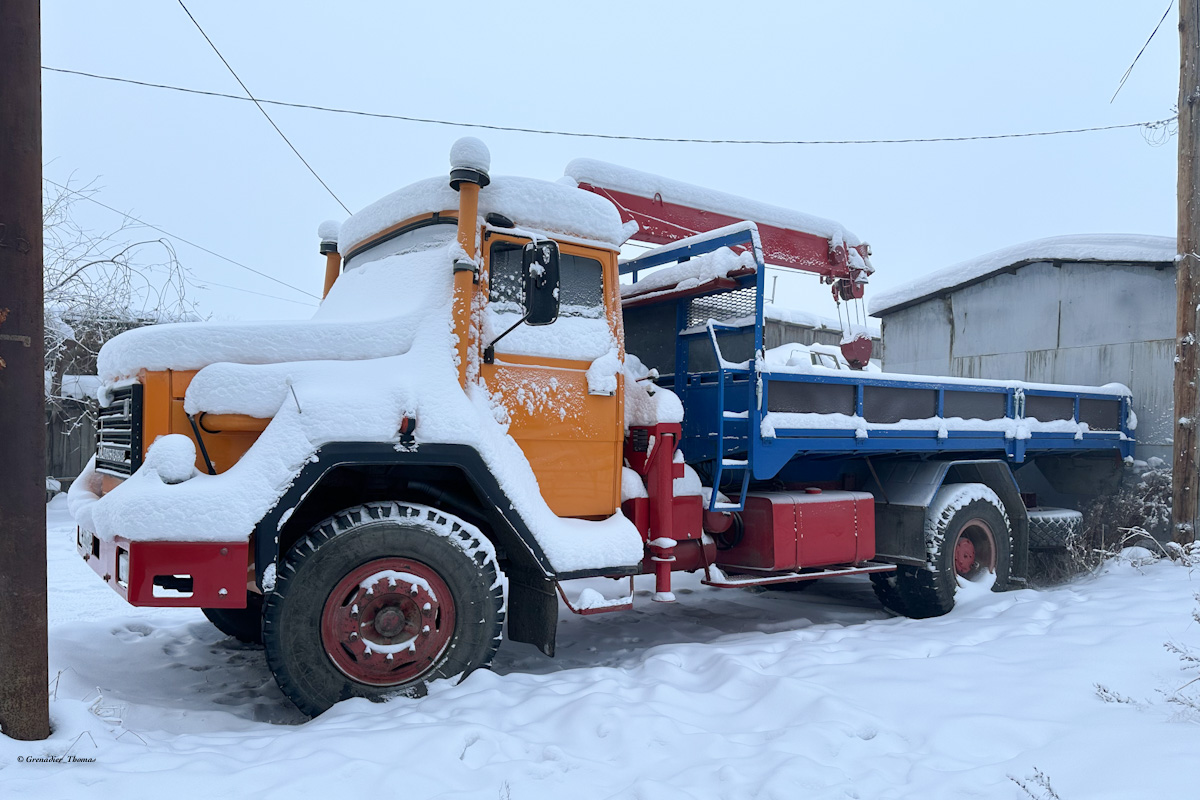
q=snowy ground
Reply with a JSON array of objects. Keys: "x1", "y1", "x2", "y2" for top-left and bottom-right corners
[{"x1": 3, "y1": 497, "x2": 1199, "y2": 799}]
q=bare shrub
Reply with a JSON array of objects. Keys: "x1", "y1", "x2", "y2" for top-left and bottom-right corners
[{"x1": 43, "y1": 178, "x2": 196, "y2": 412}]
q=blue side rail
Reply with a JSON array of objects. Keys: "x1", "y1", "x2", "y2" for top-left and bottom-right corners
[{"x1": 620, "y1": 223, "x2": 1135, "y2": 501}]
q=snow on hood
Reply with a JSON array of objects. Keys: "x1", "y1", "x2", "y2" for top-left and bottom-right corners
[
  {"x1": 75, "y1": 240, "x2": 644, "y2": 574},
  {"x1": 870, "y1": 234, "x2": 1176, "y2": 316},
  {"x1": 564, "y1": 158, "x2": 864, "y2": 247},
  {"x1": 96, "y1": 236, "x2": 449, "y2": 383},
  {"x1": 338, "y1": 174, "x2": 628, "y2": 254}
]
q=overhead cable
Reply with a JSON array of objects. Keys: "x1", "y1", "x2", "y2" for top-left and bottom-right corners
[
  {"x1": 45, "y1": 177, "x2": 321, "y2": 300},
  {"x1": 175, "y1": 1, "x2": 351, "y2": 213},
  {"x1": 44, "y1": 66, "x2": 1175, "y2": 146}
]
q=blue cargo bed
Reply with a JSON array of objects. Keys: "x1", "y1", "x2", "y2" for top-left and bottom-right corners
[{"x1": 619, "y1": 223, "x2": 1134, "y2": 510}]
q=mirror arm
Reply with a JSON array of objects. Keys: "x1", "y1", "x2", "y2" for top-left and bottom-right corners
[{"x1": 483, "y1": 312, "x2": 531, "y2": 365}]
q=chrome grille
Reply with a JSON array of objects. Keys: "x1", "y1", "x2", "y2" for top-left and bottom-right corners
[{"x1": 96, "y1": 383, "x2": 143, "y2": 475}]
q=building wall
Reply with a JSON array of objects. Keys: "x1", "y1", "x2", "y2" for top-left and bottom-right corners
[
  {"x1": 879, "y1": 260, "x2": 1176, "y2": 461},
  {"x1": 764, "y1": 320, "x2": 880, "y2": 359}
]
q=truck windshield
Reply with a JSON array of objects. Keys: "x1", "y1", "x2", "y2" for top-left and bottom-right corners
[{"x1": 343, "y1": 222, "x2": 457, "y2": 271}]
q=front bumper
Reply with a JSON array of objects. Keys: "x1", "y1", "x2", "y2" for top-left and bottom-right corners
[{"x1": 76, "y1": 527, "x2": 249, "y2": 608}]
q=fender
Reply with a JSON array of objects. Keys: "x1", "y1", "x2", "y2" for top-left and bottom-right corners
[
  {"x1": 252, "y1": 442, "x2": 556, "y2": 587},
  {"x1": 869, "y1": 458, "x2": 1029, "y2": 586},
  {"x1": 252, "y1": 442, "x2": 639, "y2": 587}
]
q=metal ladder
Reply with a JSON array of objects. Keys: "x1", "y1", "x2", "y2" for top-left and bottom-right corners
[{"x1": 705, "y1": 321, "x2": 753, "y2": 513}]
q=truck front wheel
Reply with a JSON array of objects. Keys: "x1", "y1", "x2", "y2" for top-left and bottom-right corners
[
  {"x1": 891, "y1": 483, "x2": 1011, "y2": 619},
  {"x1": 263, "y1": 502, "x2": 505, "y2": 717},
  {"x1": 202, "y1": 591, "x2": 264, "y2": 644}
]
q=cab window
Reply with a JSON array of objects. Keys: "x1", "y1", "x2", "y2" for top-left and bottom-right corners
[{"x1": 489, "y1": 242, "x2": 604, "y2": 318}]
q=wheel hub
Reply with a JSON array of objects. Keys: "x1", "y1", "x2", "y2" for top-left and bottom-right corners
[
  {"x1": 954, "y1": 536, "x2": 977, "y2": 576},
  {"x1": 373, "y1": 606, "x2": 406, "y2": 638},
  {"x1": 952, "y1": 518, "x2": 997, "y2": 580},
  {"x1": 320, "y1": 557, "x2": 456, "y2": 687}
]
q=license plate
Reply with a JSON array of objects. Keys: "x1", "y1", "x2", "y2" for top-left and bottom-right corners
[{"x1": 99, "y1": 445, "x2": 127, "y2": 463}]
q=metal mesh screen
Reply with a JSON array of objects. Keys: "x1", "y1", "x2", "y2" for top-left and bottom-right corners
[{"x1": 687, "y1": 287, "x2": 756, "y2": 328}]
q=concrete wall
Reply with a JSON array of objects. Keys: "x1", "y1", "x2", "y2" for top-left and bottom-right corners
[{"x1": 878, "y1": 261, "x2": 1176, "y2": 462}]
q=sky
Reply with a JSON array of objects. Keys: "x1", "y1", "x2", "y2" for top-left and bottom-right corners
[{"x1": 41, "y1": 1, "x2": 1179, "y2": 323}]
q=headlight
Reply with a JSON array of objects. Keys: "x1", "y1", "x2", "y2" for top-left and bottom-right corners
[{"x1": 78, "y1": 528, "x2": 94, "y2": 559}]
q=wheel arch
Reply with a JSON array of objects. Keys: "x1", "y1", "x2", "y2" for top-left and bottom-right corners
[
  {"x1": 871, "y1": 458, "x2": 1029, "y2": 587},
  {"x1": 252, "y1": 442, "x2": 555, "y2": 589}
]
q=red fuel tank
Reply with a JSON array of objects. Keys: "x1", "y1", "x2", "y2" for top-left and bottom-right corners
[{"x1": 718, "y1": 490, "x2": 875, "y2": 571}]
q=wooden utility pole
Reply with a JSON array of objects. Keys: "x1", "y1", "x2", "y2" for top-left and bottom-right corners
[
  {"x1": 0, "y1": 0, "x2": 50, "y2": 740},
  {"x1": 1176, "y1": 1, "x2": 1200, "y2": 545}
]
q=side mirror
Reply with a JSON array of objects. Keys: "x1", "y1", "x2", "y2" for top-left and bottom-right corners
[{"x1": 523, "y1": 241, "x2": 560, "y2": 326}]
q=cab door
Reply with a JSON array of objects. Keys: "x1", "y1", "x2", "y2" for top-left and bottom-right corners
[{"x1": 479, "y1": 232, "x2": 624, "y2": 518}]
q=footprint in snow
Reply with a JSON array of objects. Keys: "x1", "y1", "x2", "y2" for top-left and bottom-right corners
[{"x1": 112, "y1": 622, "x2": 154, "y2": 641}]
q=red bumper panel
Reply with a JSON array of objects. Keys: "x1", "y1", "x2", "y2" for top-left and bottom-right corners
[{"x1": 76, "y1": 528, "x2": 248, "y2": 608}]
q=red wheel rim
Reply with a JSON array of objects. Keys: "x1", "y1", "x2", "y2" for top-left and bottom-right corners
[
  {"x1": 954, "y1": 536, "x2": 977, "y2": 575},
  {"x1": 952, "y1": 518, "x2": 997, "y2": 580},
  {"x1": 320, "y1": 558, "x2": 456, "y2": 687}
]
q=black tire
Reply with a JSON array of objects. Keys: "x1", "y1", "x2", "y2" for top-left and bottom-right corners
[
  {"x1": 202, "y1": 591, "x2": 264, "y2": 644},
  {"x1": 1027, "y1": 507, "x2": 1083, "y2": 550},
  {"x1": 870, "y1": 570, "x2": 912, "y2": 616},
  {"x1": 263, "y1": 502, "x2": 505, "y2": 717},
  {"x1": 892, "y1": 483, "x2": 1012, "y2": 619}
]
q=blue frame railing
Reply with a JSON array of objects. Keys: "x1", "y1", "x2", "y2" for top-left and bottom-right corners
[{"x1": 620, "y1": 223, "x2": 1134, "y2": 487}]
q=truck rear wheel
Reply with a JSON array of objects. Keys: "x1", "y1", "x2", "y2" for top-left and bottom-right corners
[
  {"x1": 869, "y1": 570, "x2": 911, "y2": 616},
  {"x1": 202, "y1": 591, "x2": 264, "y2": 644},
  {"x1": 892, "y1": 483, "x2": 1011, "y2": 619},
  {"x1": 263, "y1": 502, "x2": 505, "y2": 717}
]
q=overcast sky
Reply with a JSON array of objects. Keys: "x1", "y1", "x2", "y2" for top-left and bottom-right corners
[{"x1": 41, "y1": 1, "x2": 1178, "y2": 323}]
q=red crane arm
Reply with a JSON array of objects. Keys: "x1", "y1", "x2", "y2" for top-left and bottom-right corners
[{"x1": 573, "y1": 182, "x2": 871, "y2": 293}]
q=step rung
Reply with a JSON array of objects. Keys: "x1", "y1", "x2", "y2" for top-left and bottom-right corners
[
  {"x1": 703, "y1": 561, "x2": 897, "y2": 589},
  {"x1": 722, "y1": 411, "x2": 749, "y2": 419},
  {"x1": 711, "y1": 502, "x2": 742, "y2": 511},
  {"x1": 720, "y1": 459, "x2": 748, "y2": 467}
]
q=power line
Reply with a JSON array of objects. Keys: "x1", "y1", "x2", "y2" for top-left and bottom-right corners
[
  {"x1": 44, "y1": 177, "x2": 321, "y2": 299},
  {"x1": 43, "y1": 65, "x2": 1176, "y2": 146},
  {"x1": 1112, "y1": 1, "x2": 1175, "y2": 103},
  {"x1": 175, "y1": 1, "x2": 350, "y2": 214},
  {"x1": 188, "y1": 276, "x2": 318, "y2": 307}
]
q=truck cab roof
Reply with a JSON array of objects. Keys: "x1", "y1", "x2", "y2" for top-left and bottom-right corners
[{"x1": 337, "y1": 174, "x2": 629, "y2": 258}]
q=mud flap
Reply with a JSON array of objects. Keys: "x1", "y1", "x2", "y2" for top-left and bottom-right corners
[{"x1": 506, "y1": 572, "x2": 558, "y2": 657}]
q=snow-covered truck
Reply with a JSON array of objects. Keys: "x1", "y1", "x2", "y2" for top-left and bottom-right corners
[{"x1": 70, "y1": 139, "x2": 1134, "y2": 716}]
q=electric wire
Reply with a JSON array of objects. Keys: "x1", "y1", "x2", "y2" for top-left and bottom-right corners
[
  {"x1": 43, "y1": 66, "x2": 1174, "y2": 146},
  {"x1": 188, "y1": 277, "x2": 319, "y2": 307},
  {"x1": 1112, "y1": 1, "x2": 1175, "y2": 103},
  {"x1": 175, "y1": 1, "x2": 350, "y2": 214},
  {"x1": 45, "y1": 177, "x2": 321, "y2": 300}
]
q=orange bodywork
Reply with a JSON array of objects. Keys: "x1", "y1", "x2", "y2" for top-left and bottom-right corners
[
  {"x1": 140, "y1": 369, "x2": 262, "y2": 475},
  {"x1": 478, "y1": 234, "x2": 626, "y2": 518},
  {"x1": 122, "y1": 214, "x2": 626, "y2": 521}
]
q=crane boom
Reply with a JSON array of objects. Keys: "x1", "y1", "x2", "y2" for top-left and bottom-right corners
[{"x1": 565, "y1": 159, "x2": 872, "y2": 299}]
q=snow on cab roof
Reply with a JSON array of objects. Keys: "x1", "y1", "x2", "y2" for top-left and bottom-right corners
[
  {"x1": 563, "y1": 158, "x2": 864, "y2": 247},
  {"x1": 337, "y1": 174, "x2": 628, "y2": 254},
  {"x1": 870, "y1": 233, "x2": 1176, "y2": 317}
]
